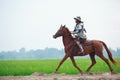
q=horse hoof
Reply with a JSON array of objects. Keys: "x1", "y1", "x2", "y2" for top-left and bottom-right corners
[
  {"x1": 52, "y1": 72, "x2": 56, "y2": 74},
  {"x1": 111, "y1": 71, "x2": 117, "y2": 75},
  {"x1": 53, "y1": 71, "x2": 57, "y2": 74},
  {"x1": 81, "y1": 73, "x2": 83, "y2": 76},
  {"x1": 85, "y1": 70, "x2": 89, "y2": 74}
]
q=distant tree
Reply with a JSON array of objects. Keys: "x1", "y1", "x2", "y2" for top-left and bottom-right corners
[{"x1": 19, "y1": 48, "x2": 26, "y2": 53}]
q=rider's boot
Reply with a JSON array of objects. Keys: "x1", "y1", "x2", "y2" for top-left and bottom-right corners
[
  {"x1": 76, "y1": 41, "x2": 84, "y2": 54},
  {"x1": 79, "y1": 44, "x2": 84, "y2": 53}
]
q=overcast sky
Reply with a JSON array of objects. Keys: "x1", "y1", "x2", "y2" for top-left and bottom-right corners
[{"x1": 0, "y1": 0, "x2": 120, "y2": 51}]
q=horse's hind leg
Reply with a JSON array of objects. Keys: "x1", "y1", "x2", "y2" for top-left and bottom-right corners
[
  {"x1": 97, "y1": 53, "x2": 113, "y2": 73},
  {"x1": 86, "y1": 53, "x2": 96, "y2": 73}
]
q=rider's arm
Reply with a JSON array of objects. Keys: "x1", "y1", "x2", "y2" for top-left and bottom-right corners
[
  {"x1": 84, "y1": 28, "x2": 87, "y2": 33},
  {"x1": 72, "y1": 25, "x2": 79, "y2": 34},
  {"x1": 71, "y1": 31, "x2": 77, "y2": 34}
]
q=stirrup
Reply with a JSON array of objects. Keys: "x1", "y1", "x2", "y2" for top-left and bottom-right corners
[
  {"x1": 81, "y1": 49, "x2": 84, "y2": 53},
  {"x1": 78, "y1": 51, "x2": 84, "y2": 55},
  {"x1": 78, "y1": 50, "x2": 84, "y2": 54},
  {"x1": 80, "y1": 51, "x2": 84, "y2": 54}
]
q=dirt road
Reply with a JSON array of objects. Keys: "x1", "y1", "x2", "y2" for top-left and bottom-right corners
[{"x1": 0, "y1": 72, "x2": 120, "y2": 80}]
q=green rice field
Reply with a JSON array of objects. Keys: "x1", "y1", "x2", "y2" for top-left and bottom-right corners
[{"x1": 0, "y1": 58, "x2": 120, "y2": 76}]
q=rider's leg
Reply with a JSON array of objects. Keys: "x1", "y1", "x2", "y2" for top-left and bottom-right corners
[{"x1": 76, "y1": 41, "x2": 84, "y2": 53}]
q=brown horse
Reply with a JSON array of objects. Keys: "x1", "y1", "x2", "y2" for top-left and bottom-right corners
[{"x1": 53, "y1": 25, "x2": 118, "y2": 75}]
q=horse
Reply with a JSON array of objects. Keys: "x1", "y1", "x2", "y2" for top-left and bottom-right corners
[{"x1": 53, "y1": 25, "x2": 118, "y2": 75}]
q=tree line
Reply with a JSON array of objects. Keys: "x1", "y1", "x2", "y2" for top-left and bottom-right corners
[{"x1": 0, "y1": 47, "x2": 120, "y2": 60}]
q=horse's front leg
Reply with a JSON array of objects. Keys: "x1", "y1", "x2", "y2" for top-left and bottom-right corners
[
  {"x1": 54, "y1": 55, "x2": 68, "y2": 73},
  {"x1": 70, "y1": 56, "x2": 83, "y2": 75}
]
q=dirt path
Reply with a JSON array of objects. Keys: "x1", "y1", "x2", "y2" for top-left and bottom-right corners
[{"x1": 0, "y1": 72, "x2": 120, "y2": 80}]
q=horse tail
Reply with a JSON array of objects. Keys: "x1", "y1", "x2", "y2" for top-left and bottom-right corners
[{"x1": 100, "y1": 41, "x2": 118, "y2": 66}]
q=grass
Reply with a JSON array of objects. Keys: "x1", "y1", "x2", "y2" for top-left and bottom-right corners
[{"x1": 0, "y1": 58, "x2": 120, "y2": 76}]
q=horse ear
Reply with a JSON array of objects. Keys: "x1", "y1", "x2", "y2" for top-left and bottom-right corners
[
  {"x1": 63, "y1": 25, "x2": 66, "y2": 27},
  {"x1": 61, "y1": 24, "x2": 62, "y2": 27}
]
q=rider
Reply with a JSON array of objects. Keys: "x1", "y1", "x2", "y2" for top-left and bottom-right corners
[{"x1": 71, "y1": 16, "x2": 87, "y2": 53}]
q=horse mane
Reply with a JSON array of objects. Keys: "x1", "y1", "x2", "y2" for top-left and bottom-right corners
[
  {"x1": 64, "y1": 26, "x2": 74, "y2": 39},
  {"x1": 64, "y1": 27, "x2": 71, "y2": 35}
]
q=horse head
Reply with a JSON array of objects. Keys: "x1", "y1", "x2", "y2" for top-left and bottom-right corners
[{"x1": 53, "y1": 25, "x2": 67, "y2": 39}]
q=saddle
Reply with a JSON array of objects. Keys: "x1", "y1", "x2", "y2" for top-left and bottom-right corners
[
  {"x1": 82, "y1": 40, "x2": 92, "y2": 46},
  {"x1": 74, "y1": 38, "x2": 92, "y2": 46}
]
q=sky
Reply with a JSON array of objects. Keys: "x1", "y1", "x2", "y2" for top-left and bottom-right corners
[{"x1": 0, "y1": 0, "x2": 120, "y2": 51}]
